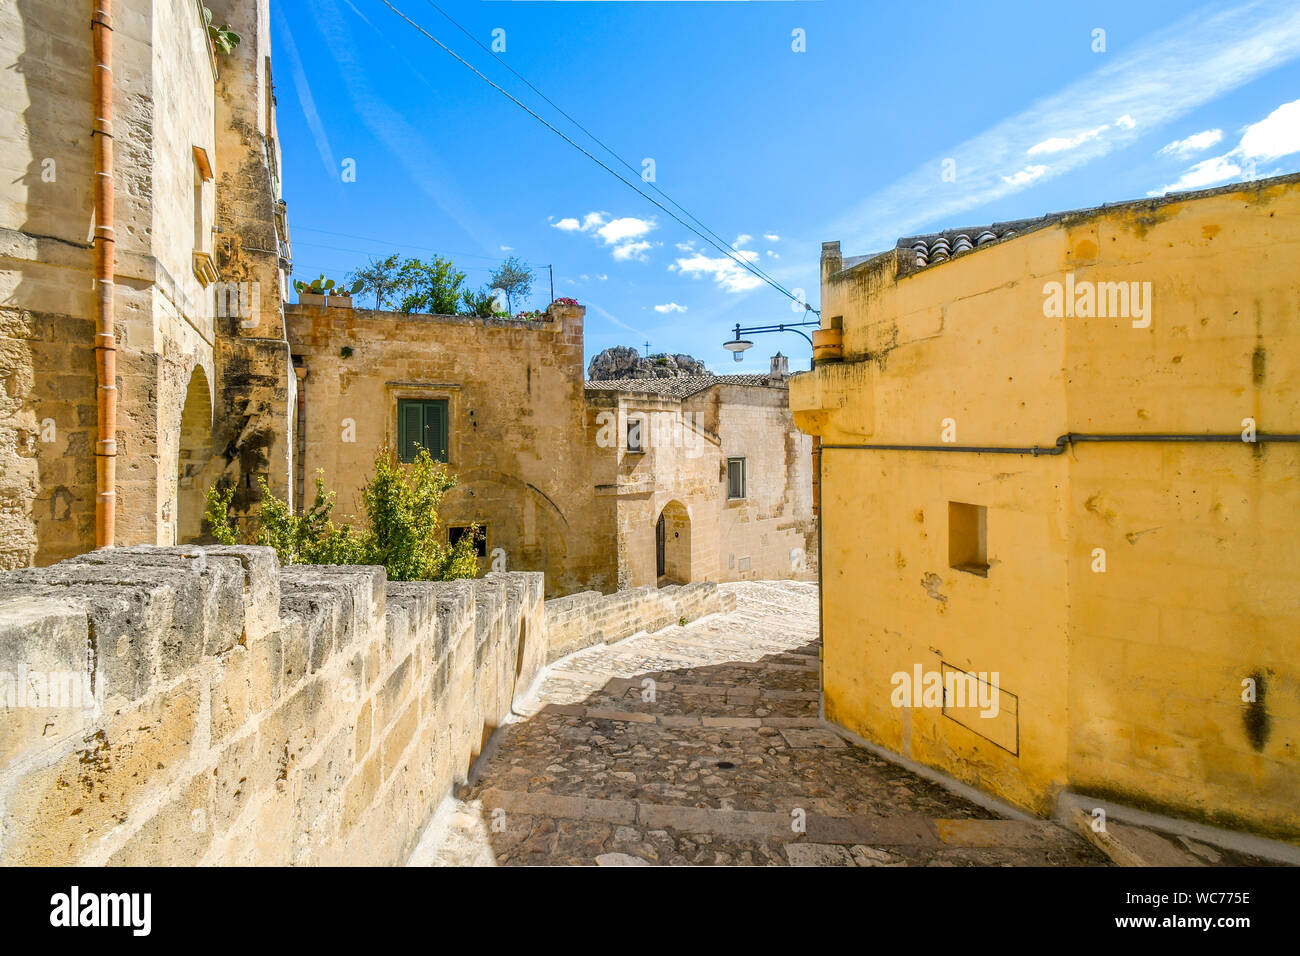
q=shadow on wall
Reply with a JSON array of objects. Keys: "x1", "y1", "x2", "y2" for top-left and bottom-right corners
[
  {"x1": 176, "y1": 364, "x2": 217, "y2": 543},
  {"x1": 5, "y1": 0, "x2": 98, "y2": 567},
  {"x1": 437, "y1": 470, "x2": 574, "y2": 598},
  {"x1": 655, "y1": 499, "x2": 691, "y2": 584}
]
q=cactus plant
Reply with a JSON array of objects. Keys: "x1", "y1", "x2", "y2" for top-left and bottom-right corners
[{"x1": 294, "y1": 275, "x2": 363, "y2": 297}]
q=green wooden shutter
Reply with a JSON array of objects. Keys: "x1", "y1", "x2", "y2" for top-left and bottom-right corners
[
  {"x1": 398, "y1": 400, "x2": 423, "y2": 462},
  {"x1": 398, "y1": 399, "x2": 449, "y2": 462},
  {"x1": 425, "y1": 401, "x2": 448, "y2": 462}
]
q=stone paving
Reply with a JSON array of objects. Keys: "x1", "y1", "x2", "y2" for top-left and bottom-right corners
[{"x1": 409, "y1": 581, "x2": 1109, "y2": 866}]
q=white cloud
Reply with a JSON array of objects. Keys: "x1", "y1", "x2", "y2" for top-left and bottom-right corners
[
  {"x1": 551, "y1": 211, "x2": 658, "y2": 261},
  {"x1": 1151, "y1": 155, "x2": 1243, "y2": 194},
  {"x1": 276, "y1": 5, "x2": 337, "y2": 182},
  {"x1": 1001, "y1": 165, "x2": 1048, "y2": 187},
  {"x1": 612, "y1": 240, "x2": 652, "y2": 262},
  {"x1": 763, "y1": 233, "x2": 780, "y2": 242},
  {"x1": 733, "y1": 233, "x2": 753, "y2": 248},
  {"x1": 314, "y1": 1, "x2": 501, "y2": 244},
  {"x1": 499, "y1": 245, "x2": 513, "y2": 251},
  {"x1": 1149, "y1": 96, "x2": 1300, "y2": 194},
  {"x1": 675, "y1": 249, "x2": 764, "y2": 294},
  {"x1": 1027, "y1": 125, "x2": 1108, "y2": 156},
  {"x1": 654, "y1": 302, "x2": 687, "y2": 313},
  {"x1": 596, "y1": 274, "x2": 608, "y2": 281},
  {"x1": 1159, "y1": 128, "x2": 1224, "y2": 158},
  {"x1": 596, "y1": 217, "x2": 655, "y2": 245},
  {"x1": 767, "y1": 250, "x2": 780, "y2": 258},
  {"x1": 827, "y1": 1, "x2": 1300, "y2": 252},
  {"x1": 1238, "y1": 97, "x2": 1300, "y2": 159}
]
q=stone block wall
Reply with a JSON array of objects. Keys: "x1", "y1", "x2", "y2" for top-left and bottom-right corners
[
  {"x1": 544, "y1": 582, "x2": 736, "y2": 664},
  {"x1": 1, "y1": 0, "x2": 288, "y2": 562},
  {"x1": 285, "y1": 302, "x2": 604, "y2": 596},
  {"x1": 0, "y1": 545, "x2": 544, "y2": 865}
]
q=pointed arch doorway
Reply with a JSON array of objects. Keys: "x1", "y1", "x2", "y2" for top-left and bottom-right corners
[{"x1": 654, "y1": 500, "x2": 691, "y2": 585}]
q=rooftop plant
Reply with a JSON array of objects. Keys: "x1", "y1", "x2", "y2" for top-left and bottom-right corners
[
  {"x1": 294, "y1": 274, "x2": 364, "y2": 297},
  {"x1": 202, "y1": 6, "x2": 241, "y2": 55}
]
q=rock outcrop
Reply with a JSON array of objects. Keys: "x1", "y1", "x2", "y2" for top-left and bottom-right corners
[{"x1": 587, "y1": 346, "x2": 708, "y2": 381}]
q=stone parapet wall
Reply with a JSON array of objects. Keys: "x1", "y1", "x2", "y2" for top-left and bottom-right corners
[
  {"x1": 0, "y1": 545, "x2": 735, "y2": 864},
  {"x1": 544, "y1": 582, "x2": 735, "y2": 664},
  {"x1": 0, "y1": 545, "x2": 544, "y2": 865}
]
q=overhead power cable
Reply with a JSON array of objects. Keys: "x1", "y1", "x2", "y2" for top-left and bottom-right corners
[
  {"x1": 376, "y1": 0, "x2": 815, "y2": 313},
  {"x1": 419, "y1": 0, "x2": 802, "y2": 309}
]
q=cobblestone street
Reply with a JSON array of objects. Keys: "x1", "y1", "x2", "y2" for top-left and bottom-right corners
[{"x1": 410, "y1": 581, "x2": 1108, "y2": 866}]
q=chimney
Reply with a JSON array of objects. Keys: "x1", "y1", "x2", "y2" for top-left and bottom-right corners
[{"x1": 769, "y1": 352, "x2": 789, "y2": 381}]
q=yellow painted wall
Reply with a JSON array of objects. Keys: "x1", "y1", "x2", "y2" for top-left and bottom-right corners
[{"x1": 795, "y1": 175, "x2": 1300, "y2": 836}]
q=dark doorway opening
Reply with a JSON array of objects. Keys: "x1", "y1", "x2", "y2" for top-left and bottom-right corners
[{"x1": 656, "y1": 512, "x2": 666, "y2": 578}]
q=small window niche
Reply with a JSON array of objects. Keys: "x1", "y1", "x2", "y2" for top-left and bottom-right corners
[
  {"x1": 397, "y1": 398, "x2": 449, "y2": 463},
  {"x1": 727, "y1": 457, "x2": 746, "y2": 500},
  {"x1": 449, "y1": 525, "x2": 487, "y2": 558},
  {"x1": 627, "y1": 416, "x2": 644, "y2": 453},
  {"x1": 948, "y1": 501, "x2": 988, "y2": 577}
]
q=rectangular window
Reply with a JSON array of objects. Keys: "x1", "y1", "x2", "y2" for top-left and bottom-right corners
[
  {"x1": 948, "y1": 501, "x2": 988, "y2": 576},
  {"x1": 448, "y1": 525, "x2": 487, "y2": 558},
  {"x1": 727, "y1": 457, "x2": 746, "y2": 500},
  {"x1": 396, "y1": 398, "x2": 449, "y2": 463},
  {"x1": 191, "y1": 146, "x2": 213, "y2": 254},
  {"x1": 627, "y1": 417, "x2": 643, "y2": 453}
]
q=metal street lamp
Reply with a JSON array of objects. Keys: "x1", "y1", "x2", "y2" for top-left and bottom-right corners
[
  {"x1": 723, "y1": 336, "x2": 754, "y2": 358},
  {"x1": 723, "y1": 321, "x2": 819, "y2": 368}
]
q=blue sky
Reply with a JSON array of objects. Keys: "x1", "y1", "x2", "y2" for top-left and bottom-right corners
[{"x1": 273, "y1": 0, "x2": 1300, "y2": 373}]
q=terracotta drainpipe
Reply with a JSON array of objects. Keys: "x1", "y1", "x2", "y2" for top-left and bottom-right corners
[
  {"x1": 92, "y1": 0, "x2": 116, "y2": 548},
  {"x1": 811, "y1": 435, "x2": 821, "y2": 517}
]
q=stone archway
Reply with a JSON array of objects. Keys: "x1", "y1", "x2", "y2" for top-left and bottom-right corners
[
  {"x1": 655, "y1": 499, "x2": 691, "y2": 584},
  {"x1": 176, "y1": 364, "x2": 213, "y2": 543}
]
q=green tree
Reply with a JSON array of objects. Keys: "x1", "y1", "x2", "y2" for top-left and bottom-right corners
[
  {"x1": 203, "y1": 448, "x2": 478, "y2": 582},
  {"x1": 461, "y1": 285, "x2": 504, "y2": 318},
  {"x1": 358, "y1": 448, "x2": 478, "y2": 581},
  {"x1": 395, "y1": 256, "x2": 467, "y2": 315},
  {"x1": 348, "y1": 253, "x2": 403, "y2": 310},
  {"x1": 488, "y1": 255, "x2": 535, "y2": 314}
]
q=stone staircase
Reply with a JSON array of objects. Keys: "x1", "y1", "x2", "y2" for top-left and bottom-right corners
[{"x1": 409, "y1": 581, "x2": 1107, "y2": 866}]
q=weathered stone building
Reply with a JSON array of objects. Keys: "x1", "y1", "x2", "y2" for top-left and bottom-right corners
[
  {"x1": 586, "y1": 354, "x2": 817, "y2": 590},
  {"x1": 287, "y1": 300, "x2": 815, "y2": 597},
  {"x1": 792, "y1": 174, "x2": 1300, "y2": 839},
  {"x1": 286, "y1": 299, "x2": 607, "y2": 597},
  {"x1": 0, "y1": 1, "x2": 813, "y2": 603},
  {"x1": 0, "y1": 0, "x2": 295, "y2": 567}
]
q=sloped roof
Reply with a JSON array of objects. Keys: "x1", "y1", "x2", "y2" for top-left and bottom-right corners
[
  {"x1": 584, "y1": 373, "x2": 781, "y2": 399},
  {"x1": 837, "y1": 171, "x2": 1300, "y2": 280},
  {"x1": 898, "y1": 216, "x2": 1057, "y2": 275}
]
